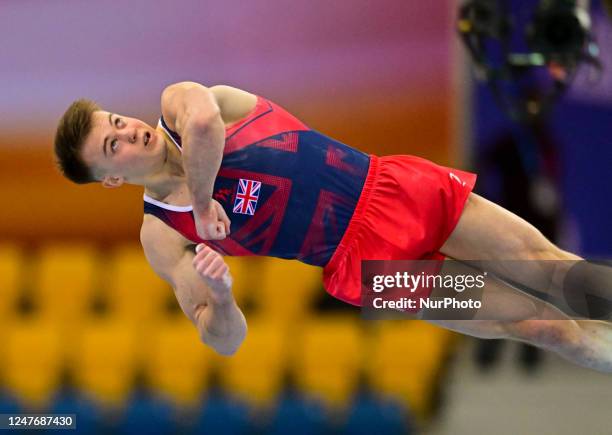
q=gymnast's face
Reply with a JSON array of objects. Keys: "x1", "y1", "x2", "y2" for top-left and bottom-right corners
[{"x1": 81, "y1": 111, "x2": 167, "y2": 187}]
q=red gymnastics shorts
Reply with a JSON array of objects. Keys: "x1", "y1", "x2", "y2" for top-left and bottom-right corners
[{"x1": 322, "y1": 154, "x2": 477, "y2": 310}]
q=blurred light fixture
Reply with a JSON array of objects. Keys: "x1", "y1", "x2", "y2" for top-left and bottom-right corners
[{"x1": 458, "y1": 0, "x2": 601, "y2": 122}]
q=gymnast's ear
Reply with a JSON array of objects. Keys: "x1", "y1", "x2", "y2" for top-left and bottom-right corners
[{"x1": 101, "y1": 175, "x2": 125, "y2": 188}]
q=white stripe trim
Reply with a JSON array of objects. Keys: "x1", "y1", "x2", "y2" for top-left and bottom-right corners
[
  {"x1": 157, "y1": 118, "x2": 183, "y2": 152},
  {"x1": 144, "y1": 194, "x2": 193, "y2": 212}
]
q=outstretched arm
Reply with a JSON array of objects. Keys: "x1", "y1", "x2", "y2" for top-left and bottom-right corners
[{"x1": 141, "y1": 214, "x2": 247, "y2": 355}]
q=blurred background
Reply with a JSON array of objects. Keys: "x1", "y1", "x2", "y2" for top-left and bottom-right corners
[{"x1": 0, "y1": 0, "x2": 610, "y2": 434}]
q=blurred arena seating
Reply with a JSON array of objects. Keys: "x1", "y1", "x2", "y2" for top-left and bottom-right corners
[{"x1": 0, "y1": 241, "x2": 458, "y2": 434}]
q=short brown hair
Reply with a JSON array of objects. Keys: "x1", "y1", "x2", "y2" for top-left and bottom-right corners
[{"x1": 54, "y1": 99, "x2": 101, "y2": 184}]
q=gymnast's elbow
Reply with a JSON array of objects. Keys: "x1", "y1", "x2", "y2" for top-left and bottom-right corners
[
  {"x1": 213, "y1": 340, "x2": 243, "y2": 357},
  {"x1": 199, "y1": 323, "x2": 247, "y2": 357}
]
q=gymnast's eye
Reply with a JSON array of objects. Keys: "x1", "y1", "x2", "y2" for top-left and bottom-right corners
[
  {"x1": 114, "y1": 117, "x2": 124, "y2": 128},
  {"x1": 110, "y1": 139, "x2": 118, "y2": 153}
]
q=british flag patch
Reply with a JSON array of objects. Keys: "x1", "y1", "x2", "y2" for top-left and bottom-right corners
[{"x1": 233, "y1": 178, "x2": 261, "y2": 215}]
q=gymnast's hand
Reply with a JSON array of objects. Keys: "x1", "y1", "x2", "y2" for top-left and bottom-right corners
[
  {"x1": 194, "y1": 199, "x2": 231, "y2": 240},
  {"x1": 193, "y1": 244, "x2": 233, "y2": 305}
]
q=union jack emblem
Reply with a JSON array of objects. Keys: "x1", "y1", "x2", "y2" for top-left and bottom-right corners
[{"x1": 233, "y1": 178, "x2": 261, "y2": 215}]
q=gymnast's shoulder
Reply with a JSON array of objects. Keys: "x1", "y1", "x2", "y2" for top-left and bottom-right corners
[{"x1": 160, "y1": 82, "x2": 257, "y2": 129}]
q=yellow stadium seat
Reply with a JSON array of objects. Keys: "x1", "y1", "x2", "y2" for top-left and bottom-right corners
[
  {"x1": 218, "y1": 316, "x2": 287, "y2": 408},
  {"x1": 144, "y1": 316, "x2": 215, "y2": 406},
  {"x1": 71, "y1": 317, "x2": 139, "y2": 407},
  {"x1": 294, "y1": 315, "x2": 363, "y2": 409},
  {"x1": 32, "y1": 243, "x2": 98, "y2": 325},
  {"x1": 256, "y1": 258, "x2": 322, "y2": 322},
  {"x1": 104, "y1": 244, "x2": 173, "y2": 324},
  {"x1": 4, "y1": 317, "x2": 64, "y2": 410},
  {"x1": 0, "y1": 243, "x2": 25, "y2": 323},
  {"x1": 366, "y1": 320, "x2": 455, "y2": 421},
  {"x1": 223, "y1": 256, "x2": 262, "y2": 307}
]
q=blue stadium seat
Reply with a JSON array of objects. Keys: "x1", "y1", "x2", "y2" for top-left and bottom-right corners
[
  {"x1": 192, "y1": 393, "x2": 252, "y2": 435},
  {"x1": 266, "y1": 392, "x2": 331, "y2": 435},
  {"x1": 341, "y1": 393, "x2": 411, "y2": 435},
  {"x1": 0, "y1": 390, "x2": 22, "y2": 414},
  {"x1": 115, "y1": 389, "x2": 175, "y2": 435},
  {"x1": 49, "y1": 389, "x2": 102, "y2": 435}
]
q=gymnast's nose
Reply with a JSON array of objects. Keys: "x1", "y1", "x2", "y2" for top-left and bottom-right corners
[{"x1": 121, "y1": 128, "x2": 137, "y2": 144}]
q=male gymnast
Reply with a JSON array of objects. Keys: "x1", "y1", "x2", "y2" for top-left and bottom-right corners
[{"x1": 54, "y1": 82, "x2": 612, "y2": 372}]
